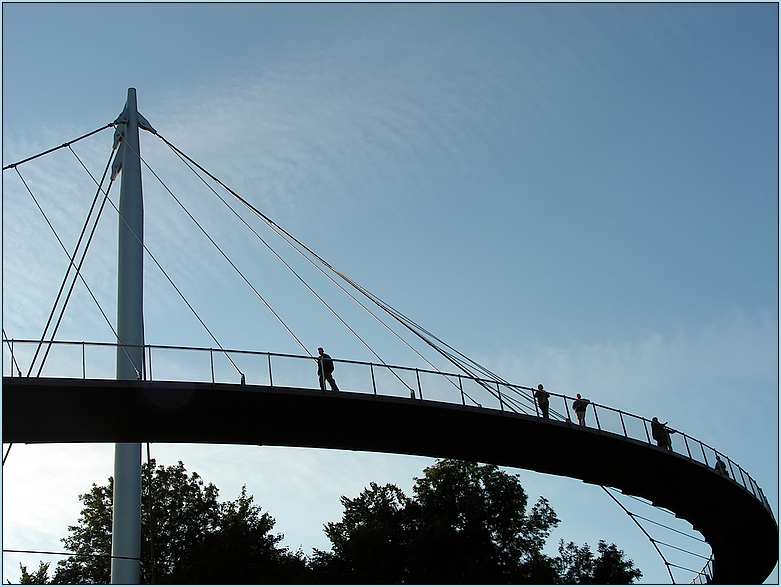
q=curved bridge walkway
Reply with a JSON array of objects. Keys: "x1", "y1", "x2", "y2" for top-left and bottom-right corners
[{"x1": 3, "y1": 340, "x2": 777, "y2": 584}]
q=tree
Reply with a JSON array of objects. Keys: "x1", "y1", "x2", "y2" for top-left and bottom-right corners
[
  {"x1": 555, "y1": 540, "x2": 643, "y2": 584},
  {"x1": 316, "y1": 459, "x2": 642, "y2": 584},
  {"x1": 407, "y1": 459, "x2": 561, "y2": 583},
  {"x1": 18, "y1": 460, "x2": 307, "y2": 584},
  {"x1": 16, "y1": 458, "x2": 642, "y2": 584},
  {"x1": 168, "y1": 486, "x2": 307, "y2": 584},
  {"x1": 17, "y1": 562, "x2": 51, "y2": 585},
  {"x1": 314, "y1": 482, "x2": 411, "y2": 583}
]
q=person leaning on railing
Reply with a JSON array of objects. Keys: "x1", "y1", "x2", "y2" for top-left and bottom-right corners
[
  {"x1": 651, "y1": 417, "x2": 676, "y2": 451},
  {"x1": 714, "y1": 455, "x2": 729, "y2": 477},
  {"x1": 572, "y1": 393, "x2": 590, "y2": 425},
  {"x1": 534, "y1": 384, "x2": 550, "y2": 419}
]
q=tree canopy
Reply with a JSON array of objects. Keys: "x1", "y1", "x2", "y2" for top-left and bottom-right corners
[
  {"x1": 16, "y1": 460, "x2": 307, "y2": 584},
  {"x1": 17, "y1": 458, "x2": 641, "y2": 584},
  {"x1": 311, "y1": 459, "x2": 642, "y2": 584}
]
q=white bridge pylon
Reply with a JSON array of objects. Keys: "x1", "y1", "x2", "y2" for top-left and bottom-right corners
[{"x1": 111, "y1": 87, "x2": 156, "y2": 585}]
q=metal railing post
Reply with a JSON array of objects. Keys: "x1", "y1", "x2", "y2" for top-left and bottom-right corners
[
  {"x1": 564, "y1": 396, "x2": 572, "y2": 422},
  {"x1": 683, "y1": 435, "x2": 692, "y2": 459},
  {"x1": 643, "y1": 419, "x2": 652, "y2": 444},
  {"x1": 209, "y1": 348, "x2": 215, "y2": 384},
  {"x1": 619, "y1": 412, "x2": 627, "y2": 437},
  {"x1": 746, "y1": 475, "x2": 755, "y2": 497},
  {"x1": 742, "y1": 469, "x2": 758, "y2": 498},
  {"x1": 416, "y1": 369, "x2": 422, "y2": 400},
  {"x1": 371, "y1": 364, "x2": 377, "y2": 395},
  {"x1": 700, "y1": 443, "x2": 709, "y2": 466},
  {"x1": 147, "y1": 345, "x2": 153, "y2": 381},
  {"x1": 458, "y1": 375, "x2": 465, "y2": 405},
  {"x1": 737, "y1": 466, "x2": 749, "y2": 491},
  {"x1": 268, "y1": 354, "x2": 273, "y2": 387},
  {"x1": 82, "y1": 342, "x2": 87, "y2": 379},
  {"x1": 759, "y1": 487, "x2": 771, "y2": 513},
  {"x1": 726, "y1": 458, "x2": 738, "y2": 481},
  {"x1": 593, "y1": 405, "x2": 601, "y2": 430},
  {"x1": 749, "y1": 476, "x2": 759, "y2": 499},
  {"x1": 497, "y1": 382, "x2": 504, "y2": 411}
]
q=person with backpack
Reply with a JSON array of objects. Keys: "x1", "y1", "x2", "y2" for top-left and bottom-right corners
[
  {"x1": 317, "y1": 347, "x2": 339, "y2": 392},
  {"x1": 572, "y1": 393, "x2": 590, "y2": 425}
]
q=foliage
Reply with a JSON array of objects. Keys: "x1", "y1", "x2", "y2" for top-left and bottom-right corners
[
  {"x1": 51, "y1": 475, "x2": 115, "y2": 584},
  {"x1": 314, "y1": 459, "x2": 642, "y2": 584},
  {"x1": 17, "y1": 562, "x2": 51, "y2": 585},
  {"x1": 314, "y1": 482, "x2": 411, "y2": 583},
  {"x1": 554, "y1": 540, "x2": 644, "y2": 584},
  {"x1": 16, "y1": 458, "x2": 641, "y2": 584},
  {"x1": 17, "y1": 460, "x2": 306, "y2": 584}
]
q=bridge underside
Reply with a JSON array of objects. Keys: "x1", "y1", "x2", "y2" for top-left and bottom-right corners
[{"x1": 3, "y1": 377, "x2": 777, "y2": 584}]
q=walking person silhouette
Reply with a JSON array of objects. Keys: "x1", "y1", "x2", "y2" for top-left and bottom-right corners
[{"x1": 317, "y1": 347, "x2": 339, "y2": 392}]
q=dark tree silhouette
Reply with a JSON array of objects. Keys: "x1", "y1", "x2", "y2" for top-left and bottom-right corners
[
  {"x1": 555, "y1": 540, "x2": 643, "y2": 584},
  {"x1": 313, "y1": 482, "x2": 411, "y2": 583},
  {"x1": 16, "y1": 460, "x2": 307, "y2": 584},
  {"x1": 312, "y1": 459, "x2": 642, "y2": 584},
  {"x1": 17, "y1": 458, "x2": 642, "y2": 585}
]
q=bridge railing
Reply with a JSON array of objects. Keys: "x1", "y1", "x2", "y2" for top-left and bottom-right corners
[
  {"x1": 3, "y1": 339, "x2": 773, "y2": 517},
  {"x1": 529, "y1": 389, "x2": 773, "y2": 515}
]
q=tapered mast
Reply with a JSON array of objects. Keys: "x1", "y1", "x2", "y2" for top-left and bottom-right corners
[{"x1": 110, "y1": 87, "x2": 155, "y2": 584}]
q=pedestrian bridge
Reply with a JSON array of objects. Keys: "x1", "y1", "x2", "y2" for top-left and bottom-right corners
[{"x1": 3, "y1": 339, "x2": 777, "y2": 584}]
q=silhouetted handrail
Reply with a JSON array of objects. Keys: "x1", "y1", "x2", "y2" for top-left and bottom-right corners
[{"x1": 2, "y1": 338, "x2": 774, "y2": 519}]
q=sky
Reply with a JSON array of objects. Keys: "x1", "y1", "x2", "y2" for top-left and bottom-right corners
[{"x1": 2, "y1": 3, "x2": 778, "y2": 584}]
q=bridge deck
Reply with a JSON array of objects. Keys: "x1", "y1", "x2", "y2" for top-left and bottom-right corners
[{"x1": 3, "y1": 377, "x2": 777, "y2": 584}]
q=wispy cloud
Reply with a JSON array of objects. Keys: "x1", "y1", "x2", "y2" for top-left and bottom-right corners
[
  {"x1": 486, "y1": 309, "x2": 778, "y2": 474},
  {"x1": 4, "y1": 25, "x2": 519, "y2": 355}
]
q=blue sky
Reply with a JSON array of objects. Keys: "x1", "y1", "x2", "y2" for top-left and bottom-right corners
[{"x1": 2, "y1": 3, "x2": 778, "y2": 584}]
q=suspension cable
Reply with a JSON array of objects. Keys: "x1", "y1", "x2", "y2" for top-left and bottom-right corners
[
  {"x1": 26, "y1": 145, "x2": 117, "y2": 377},
  {"x1": 652, "y1": 540, "x2": 711, "y2": 561},
  {"x1": 243, "y1": 188, "x2": 510, "y2": 395},
  {"x1": 10, "y1": 164, "x2": 134, "y2": 377},
  {"x1": 161, "y1": 140, "x2": 420, "y2": 392},
  {"x1": 10, "y1": 125, "x2": 245, "y2": 382},
  {"x1": 62, "y1": 145, "x2": 146, "y2": 377},
  {"x1": 630, "y1": 513, "x2": 707, "y2": 543},
  {"x1": 100, "y1": 192, "x2": 245, "y2": 382},
  {"x1": 2, "y1": 123, "x2": 116, "y2": 170},
  {"x1": 105, "y1": 135, "x2": 260, "y2": 378},
  {"x1": 155, "y1": 133, "x2": 515, "y2": 397},
  {"x1": 3, "y1": 328, "x2": 23, "y2": 377},
  {"x1": 602, "y1": 486, "x2": 677, "y2": 583},
  {"x1": 126, "y1": 138, "x2": 311, "y2": 360},
  {"x1": 158, "y1": 133, "x2": 520, "y2": 402},
  {"x1": 159, "y1": 133, "x2": 524, "y2": 406}
]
